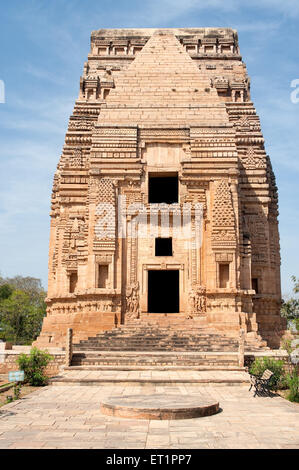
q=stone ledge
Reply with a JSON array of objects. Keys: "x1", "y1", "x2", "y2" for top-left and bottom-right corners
[
  {"x1": 50, "y1": 373, "x2": 249, "y2": 386},
  {"x1": 72, "y1": 350, "x2": 240, "y2": 356}
]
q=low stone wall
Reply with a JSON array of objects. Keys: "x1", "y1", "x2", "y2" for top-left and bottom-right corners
[
  {"x1": 0, "y1": 345, "x2": 65, "y2": 377},
  {"x1": 245, "y1": 350, "x2": 290, "y2": 371}
]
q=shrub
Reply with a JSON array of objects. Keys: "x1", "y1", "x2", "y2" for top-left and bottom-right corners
[
  {"x1": 13, "y1": 383, "x2": 21, "y2": 400},
  {"x1": 286, "y1": 370, "x2": 299, "y2": 402},
  {"x1": 249, "y1": 356, "x2": 285, "y2": 390},
  {"x1": 17, "y1": 347, "x2": 53, "y2": 386},
  {"x1": 282, "y1": 338, "x2": 293, "y2": 356}
]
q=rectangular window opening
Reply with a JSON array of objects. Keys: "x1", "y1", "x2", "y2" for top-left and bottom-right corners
[
  {"x1": 148, "y1": 173, "x2": 178, "y2": 204},
  {"x1": 69, "y1": 272, "x2": 78, "y2": 293},
  {"x1": 98, "y1": 265, "x2": 109, "y2": 288},
  {"x1": 252, "y1": 278, "x2": 259, "y2": 294},
  {"x1": 219, "y1": 263, "x2": 229, "y2": 288},
  {"x1": 155, "y1": 238, "x2": 173, "y2": 256}
]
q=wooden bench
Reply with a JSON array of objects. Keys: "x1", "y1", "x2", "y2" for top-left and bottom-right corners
[{"x1": 249, "y1": 369, "x2": 274, "y2": 396}]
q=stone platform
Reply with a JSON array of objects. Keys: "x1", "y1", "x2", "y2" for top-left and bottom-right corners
[
  {"x1": 50, "y1": 368, "x2": 250, "y2": 386},
  {"x1": 100, "y1": 394, "x2": 219, "y2": 420}
]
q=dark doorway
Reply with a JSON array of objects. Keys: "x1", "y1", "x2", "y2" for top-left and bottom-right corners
[
  {"x1": 148, "y1": 174, "x2": 178, "y2": 204},
  {"x1": 148, "y1": 270, "x2": 179, "y2": 313}
]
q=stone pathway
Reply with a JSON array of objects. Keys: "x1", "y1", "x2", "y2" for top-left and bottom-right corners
[{"x1": 0, "y1": 384, "x2": 298, "y2": 449}]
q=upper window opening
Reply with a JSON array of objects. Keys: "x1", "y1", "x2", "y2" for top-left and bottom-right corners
[
  {"x1": 148, "y1": 173, "x2": 178, "y2": 204},
  {"x1": 155, "y1": 238, "x2": 173, "y2": 256}
]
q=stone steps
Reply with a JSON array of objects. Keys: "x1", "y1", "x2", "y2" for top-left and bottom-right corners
[
  {"x1": 71, "y1": 351, "x2": 240, "y2": 367},
  {"x1": 75, "y1": 338, "x2": 263, "y2": 353},
  {"x1": 64, "y1": 365, "x2": 245, "y2": 371},
  {"x1": 76, "y1": 347, "x2": 243, "y2": 350},
  {"x1": 73, "y1": 361, "x2": 239, "y2": 367},
  {"x1": 51, "y1": 377, "x2": 248, "y2": 386},
  {"x1": 75, "y1": 341, "x2": 238, "y2": 344},
  {"x1": 71, "y1": 318, "x2": 268, "y2": 368}
]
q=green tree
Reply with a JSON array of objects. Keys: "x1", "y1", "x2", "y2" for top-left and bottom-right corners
[
  {"x1": 281, "y1": 276, "x2": 299, "y2": 330},
  {"x1": 0, "y1": 275, "x2": 46, "y2": 344},
  {"x1": 0, "y1": 275, "x2": 45, "y2": 304},
  {"x1": 0, "y1": 290, "x2": 45, "y2": 344},
  {"x1": 0, "y1": 284, "x2": 13, "y2": 300}
]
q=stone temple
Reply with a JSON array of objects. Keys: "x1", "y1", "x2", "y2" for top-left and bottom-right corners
[{"x1": 35, "y1": 28, "x2": 286, "y2": 351}]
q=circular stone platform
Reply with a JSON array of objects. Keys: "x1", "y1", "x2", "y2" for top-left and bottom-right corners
[{"x1": 100, "y1": 394, "x2": 219, "y2": 420}]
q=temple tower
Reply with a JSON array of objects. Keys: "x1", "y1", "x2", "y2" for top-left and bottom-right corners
[{"x1": 35, "y1": 28, "x2": 286, "y2": 349}]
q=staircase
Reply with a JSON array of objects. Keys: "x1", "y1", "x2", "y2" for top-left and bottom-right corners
[
  {"x1": 49, "y1": 317, "x2": 269, "y2": 386},
  {"x1": 70, "y1": 317, "x2": 268, "y2": 369}
]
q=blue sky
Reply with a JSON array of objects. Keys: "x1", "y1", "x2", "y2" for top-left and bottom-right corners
[{"x1": 0, "y1": 0, "x2": 298, "y2": 296}]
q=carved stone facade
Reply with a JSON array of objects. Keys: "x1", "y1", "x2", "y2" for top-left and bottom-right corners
[{"x1": 35, "y1": 28, "x2": 286, "y2": 348}]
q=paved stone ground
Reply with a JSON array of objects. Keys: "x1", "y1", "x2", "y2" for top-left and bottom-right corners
[{"x1": 0, "y1": 384, "x2": 298, "y2": 449}]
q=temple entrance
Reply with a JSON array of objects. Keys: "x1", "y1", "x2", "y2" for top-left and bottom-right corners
[{"x1": 148, "y1": 270, "x2": 179, "y2": 313}]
